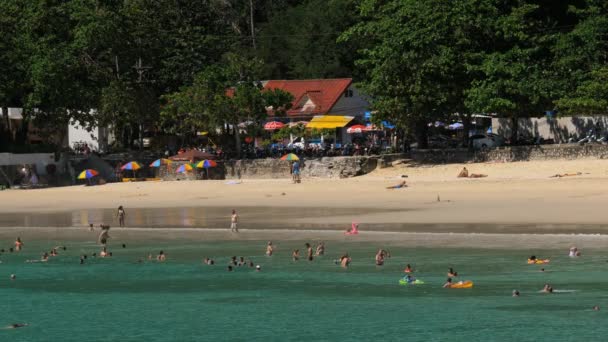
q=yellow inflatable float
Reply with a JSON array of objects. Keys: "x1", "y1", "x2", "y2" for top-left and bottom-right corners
[{"x1": 448, "y1": 281, "x2": 474, "y2": 289}]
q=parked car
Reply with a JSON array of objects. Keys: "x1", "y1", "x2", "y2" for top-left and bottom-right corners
[{"x1": 471, "y1": 133, "x2": 505, "y2": 149}]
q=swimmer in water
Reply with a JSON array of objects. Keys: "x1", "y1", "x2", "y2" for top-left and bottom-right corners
[
  {"x1": 375, "y1": 249, "x2": 386, "y2": 266},
  {"x1": 315, "y1": 242, "x2": 325, "y2": 256},
  {"x1": 14, "y1": 237, "x2": 23, "y2": 251},
  {"x1": 100, "y1": 247, "x2": 108, "y2": 257},
  {"x1": 256, "y1": 265, "x2": 261, "y2": 272},
  {"x1": 512, "y1": 290, "x2": 520, "y2": 297},
  {"x1": 340, "y1": 254, "x2": 351, "y2": 268},
  {"x1": 266, "y1": 241, "x2": 274, "y2": 256},
  {"x1": 157, "y1": 251, "x2": 166, "y2": 262},
  {"x1": 305, "y1": 243, "x2": 313, "y2": 261},
  {"x1": 3, "y1": 323, "x2": 28, "y2": 329},
  {"x1": 593, "y1": 305, "x2": 600, "y2": 311},
  {"x1": 448, "y1": 268, "x2": 458, "y2": 277},
  {"x1": 541, "y1": 284, "x2": 553, "y2": 293},
  {"x1": 98, "y1": 226, "x2": 110, "y2": 245},
  {"x1": 404, "y1": 264, "x2": 413, "y2": 273},
  {"x1": 292, "y1": 249, "x2": 300, "y2": 261}
]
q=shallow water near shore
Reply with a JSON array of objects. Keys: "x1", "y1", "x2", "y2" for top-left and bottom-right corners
[{"x1": 1, "y1": 238, "x2": 607, "y2": 341}]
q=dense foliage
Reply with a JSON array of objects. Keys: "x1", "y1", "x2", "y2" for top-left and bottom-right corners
[{"x1": 1, "y1": 0, "x2": 607, "y2": 151}]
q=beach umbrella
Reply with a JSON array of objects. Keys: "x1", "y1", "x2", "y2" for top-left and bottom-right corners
[
  {"x1": 149, "y1": 158, "x2": 172, "y2": 168},
  {"x1": 264, "y1": 121, "x2": 285, "y2": 130},
  {"x1": 120, "y1": 161, "x2": 142, "y2": 171},
  {"x1": 176, "y1": 164, "x2": 194, "y2": 173},
  {"x1": 77, "y1": 169, "x2": 99, "y2": 180},
  {"x1": 196, "y1": 160, "x2": 218, "y2": 169},
  {"x1": 347, "y1": 125, "x2": 367, "y2": 134},
  {"x1": 280, "y1": 153, "x2": 299, "y2": 161},
  {"x1": 448, "y1": 122, "x2": 464, "y2": 130}
]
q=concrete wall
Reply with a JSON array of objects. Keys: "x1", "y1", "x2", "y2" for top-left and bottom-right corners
[{"x1": 492, "y1": 116, "x2": 608, "y2": 143}]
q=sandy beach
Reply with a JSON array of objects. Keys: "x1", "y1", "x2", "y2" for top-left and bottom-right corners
[{"x1": 1, "y1": 159, "x2": 607, "y2": 233}]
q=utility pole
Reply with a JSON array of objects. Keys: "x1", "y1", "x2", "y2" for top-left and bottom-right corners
[
  {"x1": 249, "y1": 0, "x2": 256, "y2": 50},
  {"x1": 133, "y1": 57, "x2": 152, "y2": 151}
]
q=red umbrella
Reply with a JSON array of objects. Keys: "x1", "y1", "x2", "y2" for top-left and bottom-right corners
[
  {"x1": 347, "y1": 125, "x2": 367, "y2": 134},
  {"x1": 264, "y1": 121, "x2": 285, "y2": 130}
]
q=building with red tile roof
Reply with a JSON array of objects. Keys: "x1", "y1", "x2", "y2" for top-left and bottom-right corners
[{"x1": 263, "y1": 78, "x2": 369, "y2": 120}]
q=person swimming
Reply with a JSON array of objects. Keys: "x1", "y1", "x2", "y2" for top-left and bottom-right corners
[
  {"x1": 340, "y1": 254, "x2": 351, "y2": 268},
  {"x1": 404, "y1": 264, "x2": 413, "y2": 273},
  {"x1": 157, "y1": 251, "x2": 166, "y2": 262},
  {"x1": 541, "y1": 284, "x2": 554, "y2": 293},
  {"x1": 512, "y1": 290, "x2": 520, "y2": 297},
  {"x1": 266, "y1": 242, "x2": 274, "y2": 256},
  {"x1": 292, "y1": 249, "x2": 300, "y2": 261},
  {"x1": 305, "y1": 243, "x2": 313, "y2": 261},
  {"x1": 100, "y1": 247, "x2": 109, "y2": 258},
  {"x1": 3, "y1": 323, "x2": 28, "y2": 329},
  {"x1": 14, "y1": 237, "x2": 23, "y2": 251},
  {"x1": 569, "y1": 246, "x2": 581, "y2": 257},
  {"x1": 404, "y1": 275, "x2": 416, "y2": 284},
  {"x1": 448, "y1": 268, "x2": 458, "y2": 277},
  {"x1": 315, "y1": 242, "x2": 325, "y2": 256},
  {"x1": 375, "y1": 249, "x2": 387, "y2": 266}
]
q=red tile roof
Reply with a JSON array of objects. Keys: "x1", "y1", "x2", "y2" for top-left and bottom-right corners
[{"x1": 263, "y1": 79, "x2": 352, "y2": 117}]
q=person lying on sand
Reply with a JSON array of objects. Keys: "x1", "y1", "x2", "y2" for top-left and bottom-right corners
[
  {"x1": 386, "y1": 181, "x2": 407, "y2": 189},
  {"x1": 550, "y1": 172, "x2": 583, "y2": 178},
  {"x1": 457, "y1": 167, "x2": 487, "y2": 178}
]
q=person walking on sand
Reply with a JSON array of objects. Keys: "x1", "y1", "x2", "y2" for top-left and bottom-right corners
[
  {"x1": 117, "y1": 206, "x2": 126, "y2": 227},
  {"x1": 292, "y1": 160, "x2": 301, "y2": 184},
  {"x1": 230, "y1": 209, "x2": 239, "y2": 233}
]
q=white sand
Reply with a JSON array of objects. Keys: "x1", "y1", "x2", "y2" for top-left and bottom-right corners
[{"x1": 1, "y1": 158, "x2": 607, "y2": 227}]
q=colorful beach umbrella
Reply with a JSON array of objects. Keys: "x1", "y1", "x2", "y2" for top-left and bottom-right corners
[
  {"x1": 264, "y1": 121, "x2": 285, "y2": 130},
  {"x1": 347, "y1": 125, "x2": 367, "y2": 134},
  {"x1": 149, "y1": 158, "x2": 172, "y2": 168},
  {"x1": 176, "y1": 164, "x2": 194, "y2": 173},
  {"x1": 280, "y1": 153, "x2": 300, "y2": 161},
  {"x1": 121, "y1": 161, "x2": 142, "y2": 171},
  {"x1": 77, "y1": 169, "x2": 99, "y2": 180},
  {"x1": 196, "y1": 160, "x2": 218, "y2": 169}
]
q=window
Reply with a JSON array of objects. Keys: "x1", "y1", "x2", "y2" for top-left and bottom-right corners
[{"x1": 344, "y1": 89, "x2": 353, "y2": 98}]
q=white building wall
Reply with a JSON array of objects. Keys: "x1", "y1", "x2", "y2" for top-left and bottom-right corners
[
  {"x1": 68, "y1": 122, "x2": 101, "y2": 151},
  {"x1": 492, "y1": 116, "x2": 608, "y2": 143},
  {"x1": 330, "y1": 86, "x2": 370, "y2": 118}
]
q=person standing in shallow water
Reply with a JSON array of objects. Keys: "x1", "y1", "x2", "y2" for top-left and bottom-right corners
[
  {"x1": 305, "y1": 243, "x2": 313, "y2": 261},
  {"x1": 230, "y1": 209, "x2": 239, "y2": 233},
  {"x1": 117, "y1": 206, "x2": 126, "y2": 227},
  {"x1": 14, "y1": 237, "x2": 23, "y2": 251}
]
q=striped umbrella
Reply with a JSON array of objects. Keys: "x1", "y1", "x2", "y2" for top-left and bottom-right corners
[
  {"x1": 120, "y1": 161, "x2": 142, "y2": 171},
  {"x1": 77, "y1": 169, "x2": 99, "y2": 180},
  {"x1": 196, "y1": 160, "x2": 218, "y2": 169},
  {"x1": 280, "y1": 153, "x2": 299, "y2": 161},
  {"x1": 264, "y1": 121, "x2": 285, "y2": 130},
  {"x1": 176, "y1": 164, "x2": 194, "y2": 173},
  {"x1": 347, "y1": 125, "x2": 366, "y2": 134},
  {"x1": 149, "y1": 158, "x2": 172, "y2": 168}
]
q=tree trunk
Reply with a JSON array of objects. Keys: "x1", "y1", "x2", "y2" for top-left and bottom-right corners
[
  {"x1": 510, "y1": 116, "x2": 519, "y2": 144},
  {"x1": 233, "y1": 122, "x2": 242, "y2": 158},
  {"x1": 414, "y1": 119, "x2": 429, "y2": 149},
  {"x1": 1, "y1": 107, "x2": 10, "y2": 143}
]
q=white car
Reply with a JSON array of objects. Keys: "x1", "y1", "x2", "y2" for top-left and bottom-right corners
[{"x1": 471, "y1": 133, "x2": 505, "y2": 149}]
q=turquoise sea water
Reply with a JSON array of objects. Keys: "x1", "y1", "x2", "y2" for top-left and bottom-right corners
[{"x1": 1, "y1": 239, "x2": 607, "y2": 341}]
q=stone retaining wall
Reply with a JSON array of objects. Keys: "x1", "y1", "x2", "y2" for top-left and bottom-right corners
[{"x1": 411, "y1": 144, "x2": 608, "y2": 164}]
